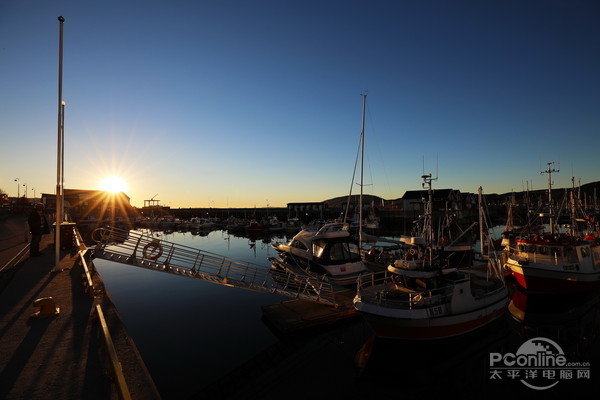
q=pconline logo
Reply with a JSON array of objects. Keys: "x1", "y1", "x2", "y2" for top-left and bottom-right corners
[{"x1": 489, "y1": 337, "x2": 591, "y2": 390}]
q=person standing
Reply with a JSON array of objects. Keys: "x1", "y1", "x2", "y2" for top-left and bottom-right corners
[{"x1": 28, "y1": 203, "x2": 50, "y2": 257}]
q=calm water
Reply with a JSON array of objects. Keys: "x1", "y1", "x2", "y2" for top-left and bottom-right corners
[{"x1": 92, "y1": 228, "x2": 600, "y2": 399}]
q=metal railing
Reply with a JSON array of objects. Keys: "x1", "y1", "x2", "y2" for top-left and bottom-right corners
[
  {"x1": 355, "y1": 270, "x2": 452, "y2": 310},
  {"x1": 92, "y1": 227, "x2": 338, "y2": 306},
  {"x1": 96, "y1": 304, "x2": 132, "y2": 400},
  {"x1": 73, "y1": 226, "x2": 95, "y2": 298},
  {"x1": 0, "y1": 243, "x2": 30, "y2": 273}
]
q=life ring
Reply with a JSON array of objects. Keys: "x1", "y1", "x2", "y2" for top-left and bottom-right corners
[
  {"x1": 409, "y1": 248, "x2": 417, "y2": 256},
  {"x1": 143, "y1": 239, "x2": 163, "y2": 260}
]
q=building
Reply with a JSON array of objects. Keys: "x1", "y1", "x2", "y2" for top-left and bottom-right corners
[{"x1": 41, "y1": 189, "x2": 137, "y2": 224}]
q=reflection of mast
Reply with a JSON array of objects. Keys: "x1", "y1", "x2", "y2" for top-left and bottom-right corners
[{"x1": 541, "y1": 161, "x2": 559, "y2": 234}]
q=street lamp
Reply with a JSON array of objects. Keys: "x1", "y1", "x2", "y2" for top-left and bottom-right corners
[
  {"x1": 32, "y1": 188, "x2": 36, "y2": 200},
  {"x1": 14, "y1": 178, "x2": 19, "y2": 198},
  {"x1": 23, "y1": 183, "x2": 27, "y2": 200}
]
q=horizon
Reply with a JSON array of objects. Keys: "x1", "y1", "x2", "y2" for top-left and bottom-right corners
[{"x1": 20, "y1": 177, "x2": 598, "y2": 210}]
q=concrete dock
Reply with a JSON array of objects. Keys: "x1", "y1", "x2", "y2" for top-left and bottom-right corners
[{"x1": 0, "y1": 215, "x2": 161, "y2": 399}]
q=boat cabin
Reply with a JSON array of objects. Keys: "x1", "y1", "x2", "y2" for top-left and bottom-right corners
[
  {"x1": 513, "y1": 234, "x2": 600, "y2": 268},
  {"x1": 312, "y1": 237, "x2": 362, "y2": 266}
]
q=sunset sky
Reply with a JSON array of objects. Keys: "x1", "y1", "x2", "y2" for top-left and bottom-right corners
[{"x1": 1, "y1": 1, "x2": 599, "y2": 208}]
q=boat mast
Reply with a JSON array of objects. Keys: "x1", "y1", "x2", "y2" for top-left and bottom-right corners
[
  {"x1": 478, "y1": 187, "x2": 485, "y2": 256},
  {"x1": 541, "y1": 161, "x2": 559, "y2": 234},
  {"x1": 569, "y1": 176, "x2": 578, "y2": 236},
  {"x1": 421, "y1": 173, "x2": 436, "y2": 266},
  {"x1": 359, "y1": 93, "x2": 366, "y2": 249}
]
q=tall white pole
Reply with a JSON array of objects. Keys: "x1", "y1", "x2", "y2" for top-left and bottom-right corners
[
  {"x1": 359, "y1": 93, "x2": 366, "y2": 249},
  {"x1": 54, "y1": 16, "x2": 65, "y2": 272}
]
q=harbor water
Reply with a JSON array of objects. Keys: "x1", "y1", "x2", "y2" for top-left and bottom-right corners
[{"x1": 92, "y1": 228, "x2": 600, "y2": 399}]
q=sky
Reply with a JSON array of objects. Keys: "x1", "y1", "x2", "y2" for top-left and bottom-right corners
[{"x1": 1, "y1": 0, "x2": 599, "y2": 208}]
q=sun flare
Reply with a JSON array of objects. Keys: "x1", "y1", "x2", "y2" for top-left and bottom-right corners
[{"x1": 99, "y1": 175, "x2": 128, "y2": 194}]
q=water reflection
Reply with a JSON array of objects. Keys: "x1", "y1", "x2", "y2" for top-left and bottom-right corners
[
  {"x1": 87, "y1": 228, "x2": 599, "y2": 399},
  {"x1": 508, "y1": 287, "x2": 600, "y2": 358}
]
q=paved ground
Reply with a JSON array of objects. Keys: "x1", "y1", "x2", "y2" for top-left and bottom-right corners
[
  {"x1": 0, "y1": 215, "x2": 161, "y2": 399},
  {"x1": 0, "y1": 214, "x2": 29, "y2": 270}
]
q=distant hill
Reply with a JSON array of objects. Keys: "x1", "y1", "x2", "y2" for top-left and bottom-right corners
[
  {"x1": 495, "y1": 180, "x2": 600, "y2": 203},
  {"x1": 322, "y1": 180, "x2": 600, "y2": 206},
  {"x1": 324, "y1": 194, "x2": 385, "y2": 208}
]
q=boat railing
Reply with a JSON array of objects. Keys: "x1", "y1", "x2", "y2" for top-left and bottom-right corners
[
  {"x1": 356, "y1": 271, "x2": 452, "y2": 309},
  {"x1": 508, "y1": 244, "x2": 580, "y2": 265},
  {"x1": 91, "y1": 227, "x2": 339, "y2": 306}
]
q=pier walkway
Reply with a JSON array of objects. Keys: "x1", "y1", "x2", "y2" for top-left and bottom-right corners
[
  {"x1": 0, "y1": 215, "x2": 160, "y2": 400},
  {"x1": 92, "y1": 226, "x2": 347, "y2": 307}
]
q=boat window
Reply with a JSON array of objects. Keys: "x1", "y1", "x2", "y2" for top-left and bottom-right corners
[
  {"x1": 312, "y1": 241, "x2": 326, "y2": 258},
  {"x1": 551, "y1": 247, "x2": 561, "y2": 257},
  {"x1": 537, "y1": 246, "x2": 548, "y2": 255},
  {"x1": 329, "y1": 243, "x2": 346, "y2": 261},
  {"x1": 291, "y1": 240, "x2": 308, "y2": 251},
  {"x1": 518, "y1": 244, "x2": 527, "y2": 252},
  {"x1": 580, "y1": 247, "x2": 590, "y2": 258},
  {"x1": 328, "y1": 242, "x2": 362, "y2": 262},
  {"x1": 527, "y1": 245, "x2": 536, "y2": 253},
  {"x1": 347, "y1": 242, "x2": 360, "y2": 256}
]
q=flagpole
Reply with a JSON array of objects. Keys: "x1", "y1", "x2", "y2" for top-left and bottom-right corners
[{"x1": 54, "y1": 16, "x2": 65, "y2": 272}]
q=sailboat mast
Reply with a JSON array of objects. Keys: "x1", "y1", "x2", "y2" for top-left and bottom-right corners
[
  {"x1": 359, "y1": 93, "x2": 366, "y2": 248},
  {"x1": 478, "y1": 187, "x2": 484, "y2": 256},
  {"x1": 541, "y1": 161, "x2": 559, "y2": 234}
]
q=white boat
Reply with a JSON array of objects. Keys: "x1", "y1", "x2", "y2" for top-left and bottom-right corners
[
  {"x1": 353, "y1": 178, "x2": 508, "y2": 340},
  {"x1": 188, "y1": 217, "x2": 216, "y2": 230},
  {"x1": 270, "y1": 222, "x2": 370, "y2": 286},
  {"x1": 503, "y1": 166, "x2": 600, "y2": 293}
]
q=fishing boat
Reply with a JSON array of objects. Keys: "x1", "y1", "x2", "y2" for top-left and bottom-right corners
[
  {"x1": 270, "y1": 222, "x2": 370, "y2": 286},
  {"x1": 353, "y1": 177, "x2": 508, "y2": 340},
  {"x1": 503, "y1": 165, "x2": 600, "y2": 293}
]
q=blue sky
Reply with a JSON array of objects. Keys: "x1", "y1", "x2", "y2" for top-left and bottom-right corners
[{"x1": 1, "y1": 0, "x2": 599, "y2": 207}]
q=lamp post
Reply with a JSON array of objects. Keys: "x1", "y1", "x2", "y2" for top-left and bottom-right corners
[
  {"x1": 22, "y1": 183, "x2": 27, "y2": 201},
  {"x1": 54, "y1": 16, "x2": 65, "y2": 272},
  {"x1": 14, "y1": 178, "x2": 19, "y2": 199},
  {"x1": 32, "y1": 188, "x2": 36, "y2": 201}
]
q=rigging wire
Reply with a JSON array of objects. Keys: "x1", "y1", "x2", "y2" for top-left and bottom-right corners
[{"x1": 344, "y1": 129, "x2": 362, "y2": 224}]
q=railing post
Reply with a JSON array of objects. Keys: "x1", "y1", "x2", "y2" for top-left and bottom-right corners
[
  {"x1": 163, "y1": 244, "x2": 175, "y2": 269},
  {"x1": 192, "y1": 251, "x2": 200, "y2": 272},
  {"x1": 127, "y1": 235, "x2": 142, "y2": 264}
]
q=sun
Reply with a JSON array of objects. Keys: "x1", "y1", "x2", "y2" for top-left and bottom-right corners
[{"x1": 99, "y1": 175, "x2": 128, "y2": 194}]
